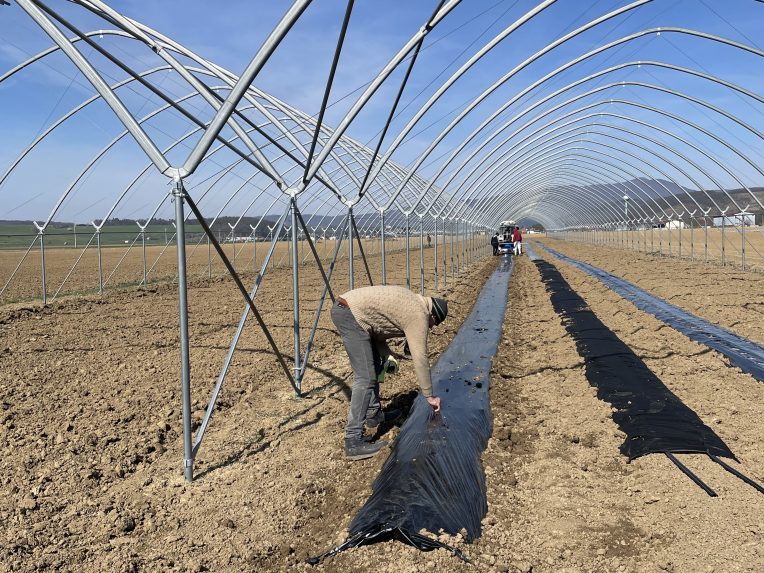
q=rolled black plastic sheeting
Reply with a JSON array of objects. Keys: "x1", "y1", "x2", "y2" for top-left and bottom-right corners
[
  {"x1": 534, "y1": 256, "x2": 734, "y2": 461},
  {"x1": 309, "y1": 255, "x2": 514, "y2": 564}
]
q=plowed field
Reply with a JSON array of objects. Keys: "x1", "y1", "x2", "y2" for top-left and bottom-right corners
[{"x1": 1, "y1": 239, "x2": 762, "y2": 573}]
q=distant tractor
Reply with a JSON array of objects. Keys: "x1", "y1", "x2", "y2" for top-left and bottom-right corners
[{"x1": 497, "y1": 220, "x2": 516, "y2": 254}]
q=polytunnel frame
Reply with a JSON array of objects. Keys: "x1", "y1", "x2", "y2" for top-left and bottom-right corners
[
  {"x1": 0, "y1": 17, "x2": 465, "y2": 285},
  {"x1": 448, "y1": 130, "x2": 682, "y2": 229},
  {"x1": 477, "y1": 123, "x2": 710, "y2": 222},
  {"x1": 479, "y1": 159, "x2": 630, "y2": 228},
  {"x1": 438, "y1": 81, "x2": 763, "y2": 231},
  {"x1": 352, "y1": 0, "x2": 657, "y2": 221},
  {"x1": 485, "y1": 97, "x2": 764, "y2": 230},
  {"x1": 10, "y1": 8, "x2": 381, "y2": 206},
  {"x1": 20, "y1": 59, "x2": 755, "y2": 294},
  {"x1": 6, "y1": 0, "x2": 492, "y2": 482},
  {"x1": 388, "y1": 24, "x2": 764, "y2": 233},
  {"x1": 0, "y1": 45, "x2": 356, "y2": 293},
  {"x1": 478, "y1": 118, "x2": 750, "y2": 233},
  {"x1": 8, "y1": 6, "x2": 760, "y2": 274},
  {"x1": 0, "y1": 87, "x2": 327, "y2": 301},
  {"x1": 6, "y1": 0, "x2": 763, "y2": 482},
  {"x1": 491, "y1": 144, "x2": 702, "y2": 231},
  {"x1": 420, "y1": 58, "x2": 764, "y2": 226},
  {"x1": 240, "y1": 10, "x2": 764, "y2": 350}
]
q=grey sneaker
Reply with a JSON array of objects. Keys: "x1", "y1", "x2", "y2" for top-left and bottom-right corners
[
  {"x1": 365, "y1": 408, "x2": 402, "y2": 429},
  {"x1": 344, "y1": 438, "x2": 388, "y2": 461}
]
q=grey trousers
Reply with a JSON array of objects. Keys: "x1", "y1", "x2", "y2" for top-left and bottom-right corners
[{"x1": 331, "y1": 302, "x2": 384, "y2": 440}]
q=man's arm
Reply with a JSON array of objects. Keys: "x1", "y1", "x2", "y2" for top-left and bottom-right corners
[{"x1": 404, "y1": 317, "x2": 441, "y2": 412}]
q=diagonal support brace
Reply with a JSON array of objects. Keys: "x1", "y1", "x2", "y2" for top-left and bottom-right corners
[{"x1": 183, "y1": 193, "x2": 298, "y2": 392}]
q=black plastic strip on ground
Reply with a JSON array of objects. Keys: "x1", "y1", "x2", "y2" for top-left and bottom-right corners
[
  {"x1": 533, "y1": 256, "x2": 734, "y2": 461},
  {"x1": 309, "y1": 255, "x2": 514, "y2": 564},
  {"x1": 542, "y1": 245, "x2": 764, "y2": 383}
]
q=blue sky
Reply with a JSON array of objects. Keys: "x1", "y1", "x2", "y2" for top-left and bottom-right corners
[{"x1": 1, "y1": 0, "x2": 763, "y2": 224}]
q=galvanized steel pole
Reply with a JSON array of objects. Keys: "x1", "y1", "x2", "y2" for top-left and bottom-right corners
[
  {"x1": 461, "y1": 219, "x2": 466, "y2": 271},
  {"x1": 96, "y1": 227, "x2": 103, "y2": 295},
  {"x1": 348, "y1": 207, "x2": 355, "y2": 290},
  {"x1": 192, "y1": 204, "x2": 291, "y2": 459},
  {"x1": 419, "y1": 215, "x2": 424, "y2": 294},
  {"x1": 470, "y1": 221, "x2": 474, "y2": 263},
  {"x1": 679, "y1": 215, "x2": 683, "y2": 258},
  {"x1": 704, "y1": 216, "x2": 708, "y2": 261},
  {"x1": 38, "y1": 228, "x2": 47, "y2": 305},
  {"x1": 173, "y1": 179, "x2": 194, "y2": 482},
  {"x1": 434, "y1": 215, "x2": 439, "y2": 291},
  {"x1": 668, "y1": 221, "x2": 673, "y2": 256},
  {"x1": 470, "y1": 221, "x2": 475, "y2": 263},
  {"x1": 741, "y1": 215, "x2": 746, "y2": 270},
  {"x1": 722, "y1": 214, "x2": 726, "y2": 266},
  {"x1": 441, "y1": 216, "x2": 447, "y2": 286},
  {"x1": 141, "y1": 228, "x2": 147, "y2": 285},
  {"x1": 656, "y1": 222, "x2": 664, "y2": 254},
  {"x1": 450, "y1": 219, "x2": 455, "y2": 280},
  {"x1": 207, "y1": 236, "x2": 212, "y2": 279},
  {"x1": 690, "y1": 216, "x2": 694, "y2": 260},
  {"x1": 405, "y1": 213, "x2": 411, "y2": 289},
  {"x1": 250, "y1": 226, "x2": 258, "y2": 270},
  {"x1": 380, "y1": 210, "x2": 386, "y2": 285},
  {"x1": 291, "y1": 197, "x2": 301, "y2": 393}
]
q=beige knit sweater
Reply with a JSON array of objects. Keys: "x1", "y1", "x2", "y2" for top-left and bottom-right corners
[{"x1": 341, "y1": 285, "x2": 434, "y2": 397}]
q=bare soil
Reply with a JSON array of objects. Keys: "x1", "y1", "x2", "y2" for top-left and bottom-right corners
[
  {"x1": 0, "y1": 237, "x2": 427, "y2": 304},
  {"x1": 538, "y1": 237, "x2": 764, "y2": 345},
  {"x1": 479, "y1": 245, "x2": 763, "y2": 573},
  {"x1": 0, "y1": 244, "x2": 490, "y2": 573},
  {"x1": 564, "y1": 226, "x2": 764, "y2": 271},
  {"x1": 2, "y1": 239, "x2": 762, "y2": 573}
]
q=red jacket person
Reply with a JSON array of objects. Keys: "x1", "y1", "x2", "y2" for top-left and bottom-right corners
[
  {"x1": 512, "y1": 227, "x2": 523, "y2": 255},
  {"x1": 331, "y1": 286, "x2": 448, "y2": 460}
]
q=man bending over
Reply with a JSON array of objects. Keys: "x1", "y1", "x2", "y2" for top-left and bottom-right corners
[{"x1": 331, "y1": 286, "x2": 448, "y2": 460}]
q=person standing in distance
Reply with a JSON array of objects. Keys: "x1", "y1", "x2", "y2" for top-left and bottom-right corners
[
  {"x1": 331, "y1": 286, "x2": 449, "y2": 460},
  {"x1": 512, "y1": 226, "x2": 523, "y2": 256}
]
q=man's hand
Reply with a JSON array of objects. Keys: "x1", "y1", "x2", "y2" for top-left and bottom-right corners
[{"x1": 426, "y1": 396, "x2": 441, "y2": 413}]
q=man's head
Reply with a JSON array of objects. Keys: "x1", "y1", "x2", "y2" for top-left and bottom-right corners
[{"x1": 429, "y1": 297, "x2": 448, "y2": 328}]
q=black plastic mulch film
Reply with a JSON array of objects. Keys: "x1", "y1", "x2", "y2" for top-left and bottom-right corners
[
  {"x1": 309, "y1": 256, "x2": 514, "y2": 565},
  {"x1": 542, "y1": 245, "x2": 764, "y2": 383},
  {"x1": 531, "y1": 253, "x2": 734, "y2": 461},
  {"x1": 525, "y1": 242, "x2": 764, "y2": 496}
]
